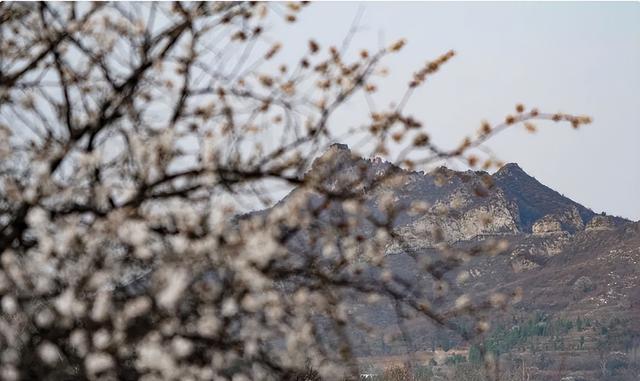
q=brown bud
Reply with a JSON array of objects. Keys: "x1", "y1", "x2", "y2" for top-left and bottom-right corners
[
  {"x1": 480, "y1": 121, "x2": 491, "y2": 135},
  {"x1": 505, "y1": 115, "x2": 516, "y2": 125},
  {"x1": 524, "y1": 122, "x2": 537, "y2": 133},
  {"x1": 388, "y1": 39, "x2": 406, "y2": 52},
  {"x1": 308, "y1": 40, "x2": 320, "y2": 54},
  {"x1": 413, "y1": 133, "x2": 430, "y2": 147}
]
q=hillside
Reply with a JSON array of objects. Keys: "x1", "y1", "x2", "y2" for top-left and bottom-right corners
[{"x1": 253, "y1": 144, "x2": 639, "y2": 380}]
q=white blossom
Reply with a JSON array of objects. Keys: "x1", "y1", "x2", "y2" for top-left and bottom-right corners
[
  {"x1": 35, "y1": 308, "x2": 55, "y2": 328},
  {"x1": 91, "y1": 291, "x2": 112, "y2": 322},
  {"x1": 171, "y1": 336, "x2": 193, "y2": 359},
  {"x1": 156, "y1": 268, "x2": 190, "y2": 311},
  {"x1": 85, "y1": 352, "x2": 115, "y2": 377},
  {"x1": 92, "y1": 329, "x2": 111, "y2": 351},
  {"x1": 123, "y1": 297, "x2": 152, "y2": 321},
  {"x1": 37, "y1": 342, "x2": 60, "y2": 366},
  {"x1": 1, "y1": 296, "x2": 17, "y2": 314},
  {"x1": 136, "y1": 341, "x2": 176, "y2": 378},
  {"x1": 221, "y1": 298, "x2": 238, "y2": 317},
  {"x1": 197, "y1": 314, "x2": 221, "y2": 338}
]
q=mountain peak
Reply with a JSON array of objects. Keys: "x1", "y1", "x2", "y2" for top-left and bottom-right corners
[
  {"x1": 492, "y1": 163, "x2": 595, "y2": 232},
  {"x1": 328, "y1": 142, "x2": 351, "y2": 151},
  {"x1": 314, "y1": 143, "x2": 355, "y2": 164},
  {"x1": 496, "y1": 162, "x2": 526, "y2": 176}
]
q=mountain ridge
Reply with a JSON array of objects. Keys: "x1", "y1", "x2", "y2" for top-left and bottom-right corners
[{"x1": 297, "y1": 144, "x2": 631, "y2": 237}]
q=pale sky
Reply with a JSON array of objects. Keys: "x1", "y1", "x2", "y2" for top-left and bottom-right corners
[{"x1": 268, "y1": 2, "x2": 640, "y2": 220}]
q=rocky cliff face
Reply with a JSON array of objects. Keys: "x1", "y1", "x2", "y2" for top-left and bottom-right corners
[{"x1": 532, "y1": 215, "x2": 564, "y2": 235}]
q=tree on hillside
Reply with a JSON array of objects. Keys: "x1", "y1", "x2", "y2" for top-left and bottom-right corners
[{"x1": 0, "y1": 2, "x2": 590, "y2": 380}]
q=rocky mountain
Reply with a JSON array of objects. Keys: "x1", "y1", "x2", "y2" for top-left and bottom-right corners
[
  {"x1": 255, "y1": 144, "x2": 640, "y2": 379},
  {"x1": 274, "y1": 143, "x2": 629, "y2": 241}
]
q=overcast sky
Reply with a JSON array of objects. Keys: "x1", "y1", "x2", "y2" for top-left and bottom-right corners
[{"x1": 270, "y1": 2, "x2": 640, "y2": 220}]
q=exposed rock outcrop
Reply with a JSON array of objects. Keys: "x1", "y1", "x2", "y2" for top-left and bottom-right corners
[
  {"x1": 531, "y1": 207, "x2": 584, "y2": 235},
  {"x1": 532, "y1": 215, "x2": 563, "y2": 235},
  {"x1": 391, "y1": 189, "x2": 519, "y2": 249},
  {"x1": 586, "y1": 215, "x2": 616, "y2": 231}
]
